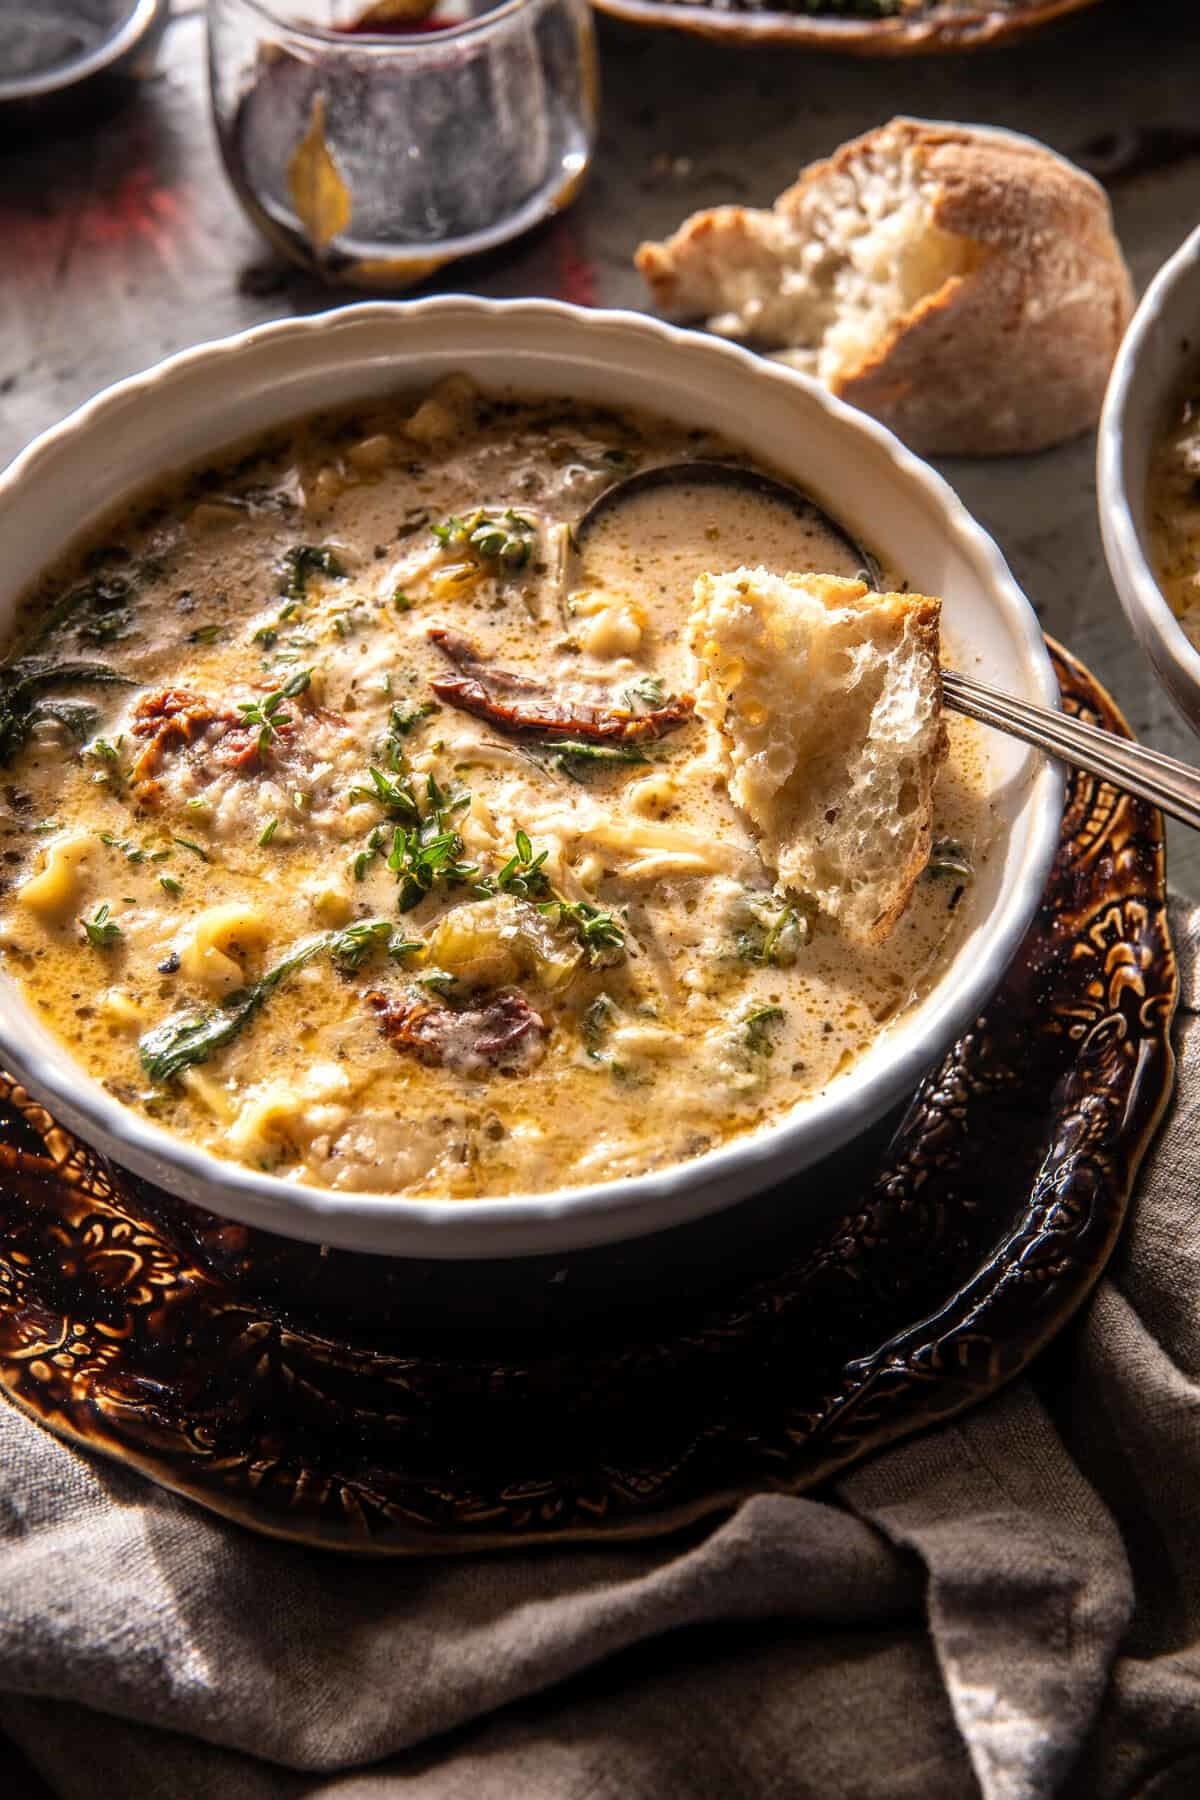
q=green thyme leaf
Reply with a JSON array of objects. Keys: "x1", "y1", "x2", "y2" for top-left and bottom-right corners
[
  {"x1": 237, "y1": 667, "x2": 312, "y2": 752},
  {"x1": 82, "y1": 903, "x2": 122, "y2": 950},
  {"x1": 431, "y1": 508, "x2": 535, "y2": 570},
  {"x1": 743, "y1": 1005, "x2": 785, "y2": 1056},
  {"x1": 328, "y1": 918, "x2": 421, "y2": 973},
  {"x1": 280, "y1": 545, "x2": 345, "y2": 600},
  {"x1": 622, "y1": 674, "x2": 665, "y2": 712},
  {"x1": 171, "y1": 835, "x2": 211, "y2": 863}
]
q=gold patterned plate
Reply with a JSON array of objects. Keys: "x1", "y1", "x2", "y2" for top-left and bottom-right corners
[
  {"x1": 0, "y1": 643, "x2": 1176, "y2": 1555},
  {"x1": 592, "y1": 0, "x2": 1102, "y2": 53}
]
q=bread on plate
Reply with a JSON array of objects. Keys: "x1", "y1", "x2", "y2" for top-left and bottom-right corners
[
  {"x1": 689, "y1": 568, "x2": 946, "y2": 946},
  {"x1": 637, "y1": 117, "x2": 1134, "y2": 456}
]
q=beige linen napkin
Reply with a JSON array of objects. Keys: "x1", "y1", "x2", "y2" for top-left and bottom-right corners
[{"x1": 1, "y1": 909, "x2": 1199, "y2": 1800}]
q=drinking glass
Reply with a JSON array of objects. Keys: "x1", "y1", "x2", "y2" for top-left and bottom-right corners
[{"x1": 207, "y1": 0, "x2": 598, "y2": 287}]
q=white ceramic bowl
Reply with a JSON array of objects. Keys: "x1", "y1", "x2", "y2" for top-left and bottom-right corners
[
  {"x1": 1100, "y1": 221, "x2": 1200, "y2": 732},
  {"x1": 0, "y1": 300, "x2": 1063, "y2": 1258}
]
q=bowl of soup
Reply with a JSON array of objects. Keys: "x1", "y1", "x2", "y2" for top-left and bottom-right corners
[
  {"x1": 0, "y1": 300, "x2": 1061, "y2": 1257},
  {"x1": 1100, "y1": 219, "x2": 1200, "y2": 732}
]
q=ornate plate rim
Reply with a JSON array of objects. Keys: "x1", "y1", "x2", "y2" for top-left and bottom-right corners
[
  {"x1": 0, "y1": 640, "x2": 1177, "y2": 1554},
  {"x1": 590, "y1": 0, "x2": 1101, "y2": 53}
]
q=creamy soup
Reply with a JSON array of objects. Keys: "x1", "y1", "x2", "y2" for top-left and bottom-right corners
[
  {"x1": 1147, "y1": 372, "x2": 1200, "y2": 646},
  {"x1": 0, "y1": 378, "x2": 988, "y2": 1198}
]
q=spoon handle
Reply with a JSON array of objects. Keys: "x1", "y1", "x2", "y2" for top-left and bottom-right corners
[{"x1": 942, "y1": 668, "x2": 1200, "y2": 833}]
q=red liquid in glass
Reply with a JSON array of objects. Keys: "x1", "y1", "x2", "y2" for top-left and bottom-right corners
[{"x1": 337, "y1": 13, "x2": 466, "y2": 33}]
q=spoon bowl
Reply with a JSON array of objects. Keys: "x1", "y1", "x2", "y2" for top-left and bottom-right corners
[{"x1": 574, "y1": 459, "x2": 884, "y2": 588}]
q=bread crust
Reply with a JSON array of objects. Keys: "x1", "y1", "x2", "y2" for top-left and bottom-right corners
[
  {"x1": 690, "y1": 571, "x2": 947, "y2": 946},
  {"x1": 861, "y1": 593, "x2": 945, "y2": 945},
  {"x1": 636, "y1": 118, "x2": 1134, "y2": 457}
]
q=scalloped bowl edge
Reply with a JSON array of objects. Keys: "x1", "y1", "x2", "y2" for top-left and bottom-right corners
[{"x1": 0, "y1": 300, "x2": 1063, "y2": 1258}]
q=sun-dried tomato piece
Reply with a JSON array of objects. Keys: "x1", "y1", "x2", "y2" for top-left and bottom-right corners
[
  {"x1": 128, "y1": 688, "x2": 238, "y2": 781},
  {"x1": 427, "y1": 629, "x2": 693, "y2": 744},
  {"x1": 366, "y1": 989, "x2": 546, "y2": 1073},
  {"x1": 128, "y1": 684, "x2": 307, "y2": 783}
]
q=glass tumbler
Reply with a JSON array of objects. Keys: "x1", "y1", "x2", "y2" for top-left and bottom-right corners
[{"x1": 207, "y1": 0, "x2": 598, "y2": 287}]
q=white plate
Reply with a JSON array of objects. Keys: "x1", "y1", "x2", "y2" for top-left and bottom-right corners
[{"x1": 0, "y1": 299, "x2": 1062, "y2": 1257}]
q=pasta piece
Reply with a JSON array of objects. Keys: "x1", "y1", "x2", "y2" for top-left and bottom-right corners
[
  {"x1": 180, "y1": 903, "x2": 272, "y2": 996},
  {"x1": 17, "y1": 832, "x2": 94, "y2": 923}
]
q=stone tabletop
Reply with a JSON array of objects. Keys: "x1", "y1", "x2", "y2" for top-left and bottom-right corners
[{"x1": 3, "y1": 0, "x2": 1200, "y2": 888}]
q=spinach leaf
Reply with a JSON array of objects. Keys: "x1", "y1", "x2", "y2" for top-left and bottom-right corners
[
  {"x1": 139, "y1": 935, "x2": 329, "y2": 1083},
  {"x1": 0, "y1": 657, "x2": 134, "y2": 768}
]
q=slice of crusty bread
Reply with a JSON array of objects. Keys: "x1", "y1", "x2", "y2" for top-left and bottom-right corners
[
  {"x1": 689, "y1": 568, "x2": 946, "y2": 946},
  {"x1": 637, "y1": 117, "x2": 1133, "y2": 456}
]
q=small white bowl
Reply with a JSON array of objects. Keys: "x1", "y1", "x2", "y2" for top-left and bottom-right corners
[
  {"x1": 1099, "y1": 220, "x2": 1200, "y2": 732},
  {"x1": 0, "y1": 300, "x2": 1063, "y2": 1258}
]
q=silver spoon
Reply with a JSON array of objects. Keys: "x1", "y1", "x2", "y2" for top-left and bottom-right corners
[{"x1": 576, "y1": 463, "x2": 1200, "y2": 834}]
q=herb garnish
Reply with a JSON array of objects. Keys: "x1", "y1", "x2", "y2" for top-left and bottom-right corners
[
  {"x1": 100, "y1": 832, "x2": 169, "y2": 866},
  {"x1": 388, "y1": 699, "x2": 437, "y2": 740},
  {"x1": 349, "y1": 766, "x2": 420, "y2": 818},
  {"x1": 472, "y1": 828, "x2": 625, "y2": 964},
  {"x1": 159, "y1": 875, "x2": 183, "y2": 898},
  {"x1": 622, "y1": 674, "x2": 665, "y2": 712},
  {"x1": 328, "y1": 919, "x2": 421, "y2": 972},
  {"x1": 540, "y1": 893, "x2": 625, "y2": 965},
  {"x1": 348, "y1": 765, "x2": 479, "y2": 911},
  {"x1": 82, "y1": 903, "x2": 122, "y2": 950},
  {"x1": 280, "y1": 545, "x2": 345, "y2": 599},
  {"x1": 387, "y1": 776, "x2": 479, "y2": 913},
  {"x1": 491, "y1": 828, "x2": 551, "y2": 900},
  {"x1": 236, "y1": 667, "x2": 311, "y2": 754},
  {"x1": 171, "y1": 835, "x2": 211, "y2": 863},
  {"x1": 188, "y1": 624, "x2": 223, "y2": 646},
  {"x1": 431, "y1": 509, "x2": 535, "y2": 570},
  {"x1": 352, "y1": 825, "x2": 385, "y2": 882},
  {"x1": 258, "y1": 818, "x2": 279, "y2": 847},
  {"x1": 744, "y1": 1005, "x2": 785, "y2": 1056}
]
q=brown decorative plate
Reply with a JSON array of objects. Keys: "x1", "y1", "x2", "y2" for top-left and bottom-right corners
[
  {"x1": 0, "y1": 643, "x2": 1176, "y2": 1555},
  {"x1": 592, "y1": 0, "x2": 1102, "y2": 53}
]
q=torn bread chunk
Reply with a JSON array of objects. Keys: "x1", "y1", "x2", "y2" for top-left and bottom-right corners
[
  {"x1": 637, "y1": 117, "x2": 1133, "y2": 456},
  {"x1": 689, "y1": 569, "x2": 946, "y2": 946}
]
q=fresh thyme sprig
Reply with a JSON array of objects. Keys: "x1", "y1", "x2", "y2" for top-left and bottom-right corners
[
  {"x1": 280, "y1": 545, "x2": 345, "y2": 600},
  {"x1": 743, "y1": 1005, "x2": 785, "y2": 1056},
  {"x1": 490, "y1": 828, "x2": 551, "y2": 900},
  {"x1": 236, "y1": 667, "x2": 311, "y2": 754},
  {"x1": 328, "y1": 918, "x2": 421, "y2": 972},
  {"x1": 622, "y1": 674, "x2": 665, "y2": 712},
  {"x1": 387, "y1": 776, "x2": 479, "y2": 914},
  {"x1": 82, "y1": 903, "x2": 122, "y2": 950},
  {"x1": 431, "y1": 508, "x2": 535, "y2": 570}
]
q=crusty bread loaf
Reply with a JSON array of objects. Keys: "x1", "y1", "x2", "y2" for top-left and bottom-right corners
[
  {"x1": 688, "y1": 568, "x2": 946, "y2": 945},
  {"x1": 637, "y1": 118, "x2": 1133, "y2": 457}
]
